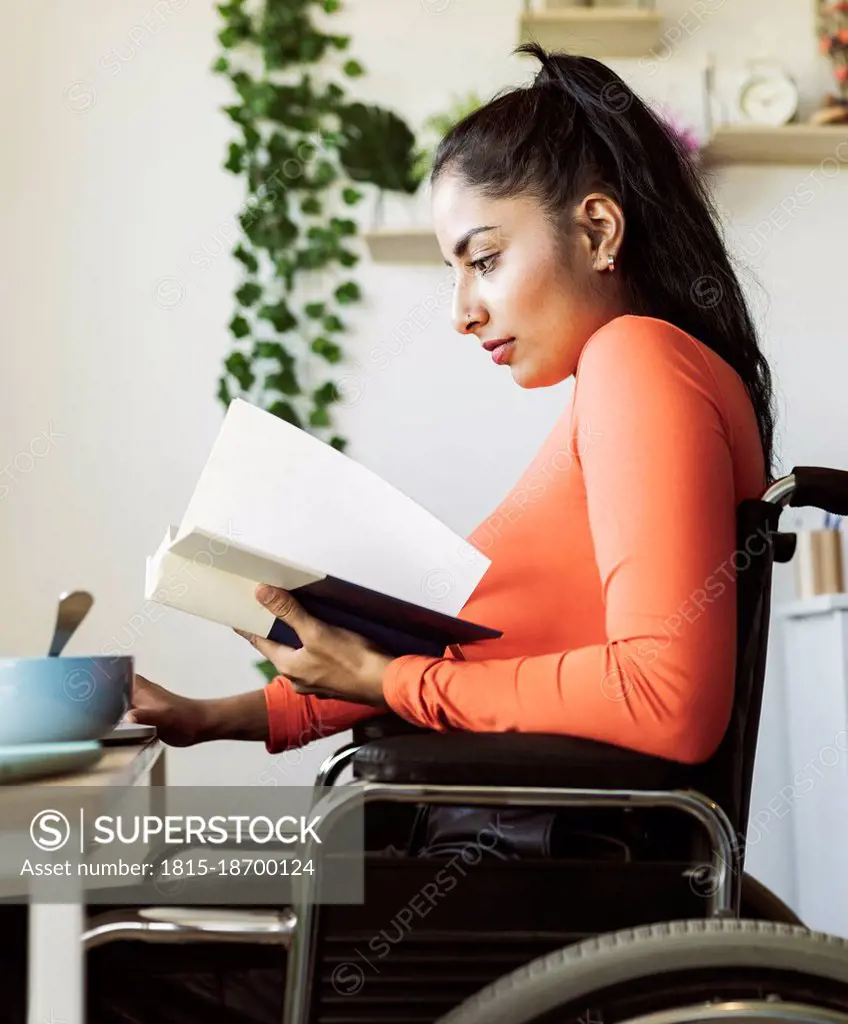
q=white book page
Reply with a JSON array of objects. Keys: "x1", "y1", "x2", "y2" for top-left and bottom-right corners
[
  {"x1": 145, "y1": 530, "x2": 276, "y2": 635},
  {"x1": 168, "y1": 527, "x2": 326, "y2": 589},
  {"x1": 176, "y1": 399, "x2": 489, "y2": 618}
]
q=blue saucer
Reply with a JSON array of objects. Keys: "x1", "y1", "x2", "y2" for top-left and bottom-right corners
[{"x1": 0, "y1": 741, "x2": 103, "y2": 784}]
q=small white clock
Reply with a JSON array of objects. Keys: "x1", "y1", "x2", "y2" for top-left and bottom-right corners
[{"x1": 737, "y1": 65, "x2": 799, "y2": 126}]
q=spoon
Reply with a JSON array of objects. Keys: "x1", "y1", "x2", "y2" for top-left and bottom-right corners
[{"x1": 47, "y1": 590, "x2": 95, "y2": 657}]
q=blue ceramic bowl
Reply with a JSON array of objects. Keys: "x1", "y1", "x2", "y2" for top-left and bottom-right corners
[{"x1": 0, "y1": 656, "x2": 132, "y2": 745}]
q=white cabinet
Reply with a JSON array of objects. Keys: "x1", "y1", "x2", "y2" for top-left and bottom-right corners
[{"x1": 777, "y1": 594, "x2": 848, "y2": 935}]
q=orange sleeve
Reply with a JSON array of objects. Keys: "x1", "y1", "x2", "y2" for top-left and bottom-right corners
[
  {"x1": 263, "y1": 676, "x2": 384, "y2": 754},
  {"x1": 382, "y1": 320, "x2": 742, "y2": 765}
]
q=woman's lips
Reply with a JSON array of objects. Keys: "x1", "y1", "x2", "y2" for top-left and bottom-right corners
[{"x1": 491, "y1": 340, "x2": 515, "y2": 365}]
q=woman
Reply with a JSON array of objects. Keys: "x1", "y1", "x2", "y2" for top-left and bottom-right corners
[
  {"x1": 107, "y1": 42, "x2": 777, "y2": 1021},
  {"x1": 132, "y1": 45, "x2": 775, "y2": 766}
]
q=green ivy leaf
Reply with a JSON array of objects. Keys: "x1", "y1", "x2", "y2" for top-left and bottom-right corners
[
  {"x1": 258, "y1": 300, "x2": 298, "y2": 333},
  {"x1": 253, "y1": 340, "x2": 286, "y2": 360},
  {"x1": 298, "y1": 33, "x2": 330, "y2": 63},
  {"x1": 225, "y1": 351, "x2": 254, "y2": 389},
  {"x1": 338, "y1": 249, "x2": 359, "y2": 268},
  {"x1": 226, "y1": 351, "x2": 249, "y2": 373},
  {"x1": 309, "y1": 406, "x2": 331, "y2": 428},
  {"x1": 241, "y1": 208, "x2": 298, "y2": 253},
  {"x1": 265, "y1": 368, "x2": 301, "y2": 396},
  {"x1": 342, "y1": 187, "x2": 364, "y2": 206},
  {"x1": 243, "y1": 124, "x2": 261, "y2": 152},
  {"x1": 304, "y1": 302, "x2": 326, "y2": 319},
  {"x1": 268, "y1": 400, "x2": 302, "y2": 428},
  {"x1": 218, "y1": 26, "x2": 240, "y2": 48},
  {"x1": 235, "y1": 281, "x2": 262, "y2": 307},
  {"x1": 323, "y1": 314, "x2": 344, "y2": 333},
  {"x1": 275, "y1": 257, "x2": 296, "y2": 288},
  {"x1": 329, "y1": 33, "x2": 349, "y2": 50},
  {"x1": 296, "y1": 247, "x2": 331, "y2": 271},
  {"x1": 224, "y1": 142, "x2": 245, "y2": 174},
  {"x1": 313, "y1": 381, "x2": 340, "y2": 405},
  {"x1": 223, "y1": 104, "x2": 249, "y2": 126},
  {"x1": 312, "y1": 160, "x2": 337, "y2": 188},
  {"x1": 322, "y1": 0, "x2": 341, "y2": 13},
  {"x1": 211, "y1": 55, "x2": 230, "y2": 74},
  {"x1": 233, "y1": 244, "x2": 259, "y2": 274},
  {"x1": 301, "y1": 196, "x2": 322, "y2": 215},
  {"x1": 334, "y1": 281, "x2": 361, "y2": 304},
  {"x1": 330, "y1": 217, "x2": 357, "y2": 236},
  {"x1": 329, "y1": 435, "x2": 347, "y2": 452},
  {"x1": 216, "y1": 2, "x2": 252, "y2": 43},
  {"x1": 229, "y1": 314, "x2": 251, "y2": 339},
  {"x1": 343, "y1": 59, "x2": 365, "y2": 78},
  {"x1": 311, "y1": 338, "x2": 342, "y2": 363},
  {"x1": 217, "y1": 375, "x2": 232, "y2": 407}
]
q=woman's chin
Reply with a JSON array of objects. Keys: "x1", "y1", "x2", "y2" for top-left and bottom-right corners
[{"x1": 511, "y1": 359, "x2": 567, "y2": 389}]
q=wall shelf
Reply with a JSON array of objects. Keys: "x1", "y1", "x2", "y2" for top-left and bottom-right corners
[
  {"x1": 701, "y1": 124, "x2": 848, "y2": 168},
  {"x1": 362, "y1": 228, "x2": 441, "y2": 265},
  {"x1": 519, "y1": 9, "x2": 664, "y2": 59}
]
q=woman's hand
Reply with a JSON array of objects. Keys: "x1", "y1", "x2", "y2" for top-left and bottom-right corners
[
  {"x1": 128, "y1": 677, "x2": 271, "y2": 747},
  {"x1": 126, "y1": 675, "x2": 211, "y2": 747},
  {"x1": 234, "y1": 584, "x2": 394, "y2": 708}
]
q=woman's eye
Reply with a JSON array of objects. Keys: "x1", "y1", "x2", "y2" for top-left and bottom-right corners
[{"x1": 470, "y1": 253, "x2": 498, "y2": 275}]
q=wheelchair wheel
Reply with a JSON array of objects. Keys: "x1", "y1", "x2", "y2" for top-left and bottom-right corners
[{"x1": 434, "y1": 921, "x2": 848, "y2": 1024}]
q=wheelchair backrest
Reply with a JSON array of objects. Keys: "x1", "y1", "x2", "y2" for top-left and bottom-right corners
[{"x1": 693, "y1": 498, "x2": 785, "y2": 850}]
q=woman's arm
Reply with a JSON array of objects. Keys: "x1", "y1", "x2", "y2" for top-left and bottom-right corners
[
  {"x1": 380, "y1": 319, "x2": 757, "y2": 765},
  {"x1": 129, "y1": 674, "x2": 383, "y2": 750},
  {"x1": 263, "y1": 674, "x2": 386, "y2": 753}
]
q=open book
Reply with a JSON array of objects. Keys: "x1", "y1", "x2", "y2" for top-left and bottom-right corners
[{"x1": 145, "y1": 399, "x2": 501, "y2": 657}]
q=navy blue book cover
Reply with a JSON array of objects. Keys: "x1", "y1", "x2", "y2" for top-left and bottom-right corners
[{"x1": 266, "y1": 574, "x2": 502, "y2": 657}]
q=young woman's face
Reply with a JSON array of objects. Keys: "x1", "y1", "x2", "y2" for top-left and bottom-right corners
[{"x1": 432, "y1": 172, "x2": 626, "y2": 387}]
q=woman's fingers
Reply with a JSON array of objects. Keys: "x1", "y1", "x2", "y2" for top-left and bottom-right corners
[{"x1": 255, "y1": 585, "x2": 315, "y2": 638}]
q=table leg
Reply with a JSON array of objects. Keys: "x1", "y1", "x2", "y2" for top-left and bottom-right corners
[
  {"x1": 28, "y1": 901, "x2": 84, "y2": 1024},
  {"x1": 150, "y1": 747, "x2": 166, "y2": 789},
  {"x1": 150, "y1": 746, "x2": 167, "y2": 822}
]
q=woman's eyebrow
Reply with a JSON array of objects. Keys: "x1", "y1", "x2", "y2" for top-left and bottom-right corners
[{"x1": 443, "y1": 225, "x2": 499, "y2": 266}]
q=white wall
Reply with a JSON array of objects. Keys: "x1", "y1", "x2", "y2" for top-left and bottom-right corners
[{"x1": 1, "y1": 0, "x2": 847, "y2": 915}]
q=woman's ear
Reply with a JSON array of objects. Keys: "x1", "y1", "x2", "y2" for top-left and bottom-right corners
[{"x1": 575, "y1": 192, "x2": 625, "y2": 270}]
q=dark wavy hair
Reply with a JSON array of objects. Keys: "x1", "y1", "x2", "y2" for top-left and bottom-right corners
[{"x1": 431, "y1": 43, "x2": 778, "y2": 484}]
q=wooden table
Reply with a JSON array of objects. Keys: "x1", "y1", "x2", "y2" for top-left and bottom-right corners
[{"x1": 2, "y1": 736, "x2": 166, "y2": 1024}]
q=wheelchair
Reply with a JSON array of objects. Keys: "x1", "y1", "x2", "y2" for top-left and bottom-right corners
[{"x1": 85, "y1": 466, "x2": 848, "y2": 1023}]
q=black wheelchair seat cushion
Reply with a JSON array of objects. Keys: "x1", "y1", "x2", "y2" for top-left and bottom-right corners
[{"x1": 353, "y1": 731, "x2": 708, "y2": 792}]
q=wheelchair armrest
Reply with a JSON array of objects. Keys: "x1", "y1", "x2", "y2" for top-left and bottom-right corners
[
  {"x1": 353, "y1": 731, "x2": 705, "y2": 791},
  {"x1": 352, "y1": 712, "x2": 432, "y2": 744}
]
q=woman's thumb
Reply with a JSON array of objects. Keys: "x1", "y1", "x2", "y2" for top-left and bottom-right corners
[
  {"x1": 256, "y1": 585, "x2": 309, "y2": 630},
  {"x1": 127, "y1": 707, "x2": 156, "y2": 725}
]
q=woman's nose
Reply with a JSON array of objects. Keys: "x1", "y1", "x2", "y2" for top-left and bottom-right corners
[{"x1": 452, "y1": 294, "x2": 488, "y2": 336}]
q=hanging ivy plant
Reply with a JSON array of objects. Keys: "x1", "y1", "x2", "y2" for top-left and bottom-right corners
[
  {"x1": 213, "y1": 0, "x2": 419, "y2": 683},
  {"x1": 213, "y1": 0, "x2": 420, "y2": 456}
]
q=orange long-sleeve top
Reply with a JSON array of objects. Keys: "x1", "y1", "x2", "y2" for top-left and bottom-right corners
[{"x1": 264, "y1": 314, "x2": 767, "y2": 765}]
